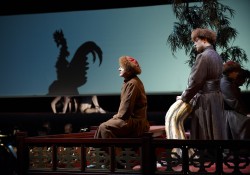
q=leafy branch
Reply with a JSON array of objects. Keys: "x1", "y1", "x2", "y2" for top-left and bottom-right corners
[{"x1": 167, "y1": 0, "x2": 248, "y2": 67}]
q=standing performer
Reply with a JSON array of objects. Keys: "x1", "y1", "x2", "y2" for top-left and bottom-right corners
[{"x1": 165, "y1": 28, "x2": 226, "y2": 143}]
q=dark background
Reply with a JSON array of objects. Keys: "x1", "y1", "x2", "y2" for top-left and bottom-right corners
[
  {"x1": 0, "y1": 94, "x2": 178, "y2": 136},
  {"x1": 0, "y1": 0, "x2": 178, "y2": 16},
  {"x1": 0, "y1": 94, "x2": 177, "y2": 113}
]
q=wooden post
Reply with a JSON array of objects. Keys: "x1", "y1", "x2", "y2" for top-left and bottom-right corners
[
  {"x1": 16, "y1": 131, "x2": 28, "y2": 175},
  {"x1": 141, "y1": 132, "x2": 155, "y2": 175}
]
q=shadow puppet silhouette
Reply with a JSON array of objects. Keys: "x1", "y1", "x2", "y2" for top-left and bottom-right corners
[{"x1": 48, "y1": 29, "x2": 103, "y2": 96}]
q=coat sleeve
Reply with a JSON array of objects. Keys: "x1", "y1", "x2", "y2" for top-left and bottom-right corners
[
  {"x1": 221, "y1": 78, "x2": 247, "y2": 115},
  {"x1": 181, "y1": 54, "x2": 207, "y2": 103},
  {"x1": 113, "y1": 82, "x2": 138, "y2": 120}
]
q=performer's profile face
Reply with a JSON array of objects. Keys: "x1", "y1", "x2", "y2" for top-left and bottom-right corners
[
  {"x1": 119, "y1": 66, "x2": 126, "y2": 77},
  {"x1": 193, "y1": 38, "x2": 205, "y2": 53}
]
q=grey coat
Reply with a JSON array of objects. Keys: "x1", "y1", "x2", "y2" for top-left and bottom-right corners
[
  {"x1": 181, "y1": 46, "x2": 227, "y2": 140},
  {"x1": 220, "y1": 75, "x2": 250, "y2": 139}
]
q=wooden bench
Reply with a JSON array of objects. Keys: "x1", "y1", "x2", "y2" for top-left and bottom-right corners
[
  {"x1": 32, "y1": 125, "x2": 165, "y2": 139},
  {"x1": 149, "y1": 125, "x2": 165, "y2": 138},
  {"x1": 90, "y1": 125, "x2": 166, "y2": 138}
]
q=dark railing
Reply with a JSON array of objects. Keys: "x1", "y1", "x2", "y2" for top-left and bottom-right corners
[{"x1": 15, "y1": 132, "x2": 250, "y2": 175}]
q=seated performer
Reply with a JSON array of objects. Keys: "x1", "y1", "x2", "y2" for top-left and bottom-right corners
[
  {"x1": 220, "y1": 61, "x2": 250, "y2": 140},
  {"x1": 79, "y1": 95, "x2": 106, "y2": 114},
  {"x1": 94, "y1": 56, "x2": 149, "y2": 138},
  {"x1": 51, "y1": 96, "x2": 77, "y2": 114}
]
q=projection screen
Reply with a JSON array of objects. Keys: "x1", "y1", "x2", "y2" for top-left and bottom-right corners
[{"x1": 0, "y1": 0, "x2": 249, "y2": 97}]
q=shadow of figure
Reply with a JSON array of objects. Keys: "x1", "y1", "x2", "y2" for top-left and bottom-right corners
[{"x1": 48, "y1": 29, "x2": 103, "y2": 96}]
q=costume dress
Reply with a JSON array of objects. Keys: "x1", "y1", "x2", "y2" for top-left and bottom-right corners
[
  {"x1": 165, "y1": 100, "x2": 193, "y2": 156},
  {"x1": 181, "y1": 46, "x2": 226, "y2": 140},
  {"x1": 220, "y1": 75, "x2": 250, "y2": 139},
  {"x1": 94, "y1": 75, "x2": 149, "y2": 138},
  {"x1": 165, "y1": 100, "x2": 192, "y2": 140}
]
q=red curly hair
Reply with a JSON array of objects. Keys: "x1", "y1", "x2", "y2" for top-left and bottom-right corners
[{"x1": 191, "y1": 28, "x2": 217, "y2": 45}]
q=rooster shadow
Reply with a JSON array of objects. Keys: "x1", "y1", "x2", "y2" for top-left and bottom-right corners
[{"x1": 47, "y1": 29, "x2": 103, "y2": 96}]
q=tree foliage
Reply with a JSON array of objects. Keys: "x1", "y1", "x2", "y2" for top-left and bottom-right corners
[{"x1": 167, "y1": 0, "x2": 248, "y2": 67}]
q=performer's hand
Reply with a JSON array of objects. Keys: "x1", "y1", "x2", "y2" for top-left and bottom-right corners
[{"x1": 176, "y1": 96, "x2": 181, "y2": 101}]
